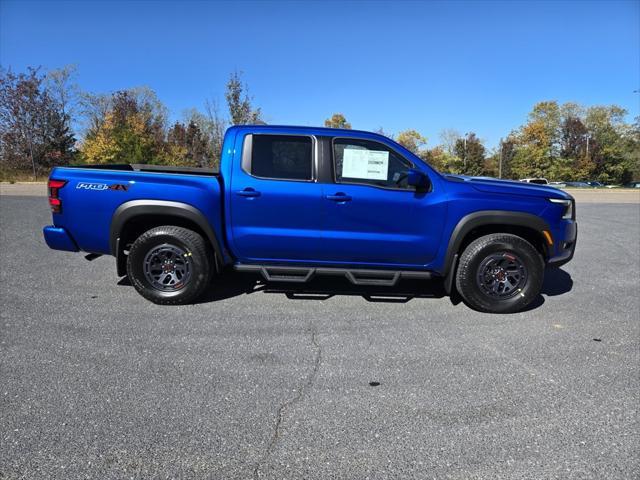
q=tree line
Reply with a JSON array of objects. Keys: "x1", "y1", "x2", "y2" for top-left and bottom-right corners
[
  {"x1": 0, "y1": 67, "x2": 262, "y2": 179},
  {"x1": 327, "y1": 103, "x2": 639, "y2": 184},
  {"x1": 1, "y1": 66, "x2": 638, "y2": 183}
]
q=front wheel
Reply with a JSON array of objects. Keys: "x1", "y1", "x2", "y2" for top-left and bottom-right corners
[
  {"x1": 127, "y1": 226, "x2": 213, "y2": 305},
  {"x1": 455, "y1": 233, "x2": 544, "y2": 313}
]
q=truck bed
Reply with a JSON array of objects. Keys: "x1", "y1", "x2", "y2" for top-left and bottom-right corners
[{"x1": 47, "y1": 165, "x2": 224, "y2": 255}]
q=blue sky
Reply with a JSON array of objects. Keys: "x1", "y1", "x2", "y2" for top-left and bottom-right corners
[{"x1": 1, "y1": 0, "x2": 638, "y2": 148}]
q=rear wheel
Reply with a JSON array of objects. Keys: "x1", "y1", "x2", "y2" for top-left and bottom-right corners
[
  {"x1": 455, "y1": 233, "x2": 544, "y2": 313},
  {"x1": 127, "y1": 226, "x2": 212, "y2": 305}
]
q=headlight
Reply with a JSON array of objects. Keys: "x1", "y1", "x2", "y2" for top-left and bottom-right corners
[{"x1": 549, "y1": 198, "x2": 573, "y2": 219}]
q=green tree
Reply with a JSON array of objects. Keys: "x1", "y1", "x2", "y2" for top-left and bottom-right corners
[
  {"x1": 498, "y1": 137, "x2": 516, "y2": 179},
  {"x1": 422, "y1": 146, "x2": 457, "y2": 172},
  {"x1": 484, "y1": 150, "x2": 499, "y2": 178},
  {"x1": 509, "y1": 145, "x2": 549, "y2": 179},
  {"x1": 507, "y1": 101, "x2": 563, "y2": 180},
  {"x1": 324, "y1": 113, "x2": 351, "y2": 129},
  {"x1": 507, "y1": 101, "x2": 636, "y2": 183},
  {"x1": 584, "y1": 105, "x2": 631, "y2": 183},
  {"x1": 80, "y1": 88, "x2": 166, "y2": 164},
  {"x1": 453, "y1": 133, "x2": 485, "y2": 176},
  {"x1": 42, "y1": 103, "x2": 76, "y2": 169},
  {"x1": 528, "y1": 101, "x2": 561, "y2": 152},
  {"x1": 624, "y1": 117, "x2": 640, "y2": 181}
]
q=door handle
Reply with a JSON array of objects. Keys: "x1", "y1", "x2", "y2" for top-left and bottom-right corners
[
  {"x1": 236, "y1": 188, "x2": 261, "y2": 198},
  {"x1": 325, "y1": 193, "x2": 352, "y2": 202}
]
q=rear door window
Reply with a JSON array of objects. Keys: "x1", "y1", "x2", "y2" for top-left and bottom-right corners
[{"x1": 250, "y1": 135, "x2": 313, "y2": 181}]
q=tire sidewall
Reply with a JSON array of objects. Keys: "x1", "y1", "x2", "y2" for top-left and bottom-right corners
[
  {"x1": 127, "y1": 228, "x2": 210, "y2": 304},
  {"x1": 457, "y1": 236, "x2": 544, "y2": 313}
]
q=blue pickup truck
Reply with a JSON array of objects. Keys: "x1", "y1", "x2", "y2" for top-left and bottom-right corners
[{"x1": 43, "y1": 125, "x2": 577, "y2": 312}]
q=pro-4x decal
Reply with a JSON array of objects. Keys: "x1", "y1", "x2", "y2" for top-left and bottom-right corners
[{"x1": 76, "y1": 182, "x2": 129, "y2": 191}]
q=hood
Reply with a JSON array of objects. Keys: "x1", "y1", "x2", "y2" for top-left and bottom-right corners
[{"x1": 444, "y1": 175, "x2": 573, "y2": 200}]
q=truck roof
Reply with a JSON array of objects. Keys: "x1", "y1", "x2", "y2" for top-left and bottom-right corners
[{"x1": 227, "y1": 124, "x2": 391, "y2": 139}]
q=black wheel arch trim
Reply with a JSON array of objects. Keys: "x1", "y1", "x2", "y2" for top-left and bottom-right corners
[
  {"x1": 442, "y1": 210, "x2": 551, "y2": 279},
  {"x1": 110, "y1": 200, "x2": 224, "y2": 276}
]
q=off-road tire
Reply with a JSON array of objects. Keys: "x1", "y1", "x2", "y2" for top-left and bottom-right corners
[
  {"x1": 127, "y1": 226, "x2": 212, "y2": 305},
  {"x1": 455, "y1": 233, "x2": 544, "y2": 313}
]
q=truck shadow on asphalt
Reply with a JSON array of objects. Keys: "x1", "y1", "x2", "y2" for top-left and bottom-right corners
[
  {"x1": 522, "y1": 267, "x2": 574, "y2": 311},
  {"x1": 178, "y1": 267, "x2": 572, "y2": 310}
]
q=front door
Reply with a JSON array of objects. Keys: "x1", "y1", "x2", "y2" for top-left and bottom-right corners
[{"x1": 320, "y1": 137, "x2": 445, "y2": 267}]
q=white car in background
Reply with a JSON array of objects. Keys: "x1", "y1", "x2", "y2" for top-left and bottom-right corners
[{"x1": 519, "y1": 178, "x2": 549, "y2": 185}]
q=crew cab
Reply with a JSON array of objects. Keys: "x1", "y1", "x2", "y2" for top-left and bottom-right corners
[{"x1": 43, "y1": 126, "x2": 577, "y2": 313}]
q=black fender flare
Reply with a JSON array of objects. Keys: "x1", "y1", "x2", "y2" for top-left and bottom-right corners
[
  {"x1": 110, "y1": 200, "x2": 224, "y2": 275},
  {"x1": 442, "y1": 210, "x2": 550, "y2": 293}
]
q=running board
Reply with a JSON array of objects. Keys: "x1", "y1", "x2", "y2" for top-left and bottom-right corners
[{"x1": 234, "y1": 265, "x2": 432, "y2": 287}]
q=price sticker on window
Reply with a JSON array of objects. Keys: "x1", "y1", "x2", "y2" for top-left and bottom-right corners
[{"x1": 342, "y1": 149, "x2": 389, "y2": 180}]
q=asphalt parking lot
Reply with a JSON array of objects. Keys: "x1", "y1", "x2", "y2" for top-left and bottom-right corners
[{"x1": 1, "y1": 191, "x2": 639, "y2": 479}]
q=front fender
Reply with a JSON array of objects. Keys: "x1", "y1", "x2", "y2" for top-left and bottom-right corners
[{"x1": 441, "y1": 210, "x2": 551, "y2": 278}]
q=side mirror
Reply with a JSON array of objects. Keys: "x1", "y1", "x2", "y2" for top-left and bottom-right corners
[{"x1": 407, "y1": 169, "x2": 431, "y2": 191}]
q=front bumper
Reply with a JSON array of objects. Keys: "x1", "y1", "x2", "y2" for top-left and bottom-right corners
[
  {"x1": 547, "y1": 221, "x2": 577, "y2": 267},
  {"x1": 43, "y1": 226, "x2": 79, "y2": 252}
]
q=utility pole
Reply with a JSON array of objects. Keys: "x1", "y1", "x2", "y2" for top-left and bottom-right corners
[
  {"x1": 463, "y1": 133, "x2": 468, "y2": 172},
  {"x1": 586, "y1": 133, "x2": 590, "y2": 158},
  {"x1": 498, "y1": 138, "x2": 503, "y2": 179}
]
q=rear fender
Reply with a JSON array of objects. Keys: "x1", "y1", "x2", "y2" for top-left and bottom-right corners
[{"x1": 111, "y1": 200, "x2": 224, "y2": 276}]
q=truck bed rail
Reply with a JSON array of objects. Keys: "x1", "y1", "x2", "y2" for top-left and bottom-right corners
[{"x1": 61, "y1": 163, "x2": 219, "y2": 176}]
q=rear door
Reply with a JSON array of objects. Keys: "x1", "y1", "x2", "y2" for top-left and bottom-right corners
[
  {"x1": 229, "y1": 133, "x2": 324, "y2": 262},
  {"x1": 318, "y1": 137, "x2": 445, "y2": 267}
]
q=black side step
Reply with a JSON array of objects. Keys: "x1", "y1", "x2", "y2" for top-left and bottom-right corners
[
  {"x1": 234, "y1": 265, "x2": 432, "y2": 287},
  {"x1": 259, "y1": 266, "x2": 315, "y2": 283}
]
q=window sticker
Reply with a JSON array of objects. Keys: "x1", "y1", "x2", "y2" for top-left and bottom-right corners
[{"x1": 342, "y1": 149, "x2": 389, "y2": 180}]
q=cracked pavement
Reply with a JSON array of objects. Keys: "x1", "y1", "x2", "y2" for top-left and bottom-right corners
[
  {"x1": 253, "y1": 327, "x2": 321, "y2": 480},
  {"x1": 1, "y1": 195, "x2": 639, "y2": 479}
]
